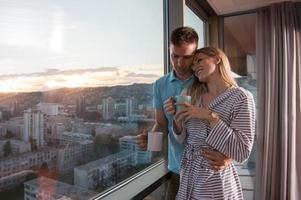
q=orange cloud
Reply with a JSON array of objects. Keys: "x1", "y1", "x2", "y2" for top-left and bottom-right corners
[{"x1": 0, "y1": 66, "x2": 162, "y2": 93}]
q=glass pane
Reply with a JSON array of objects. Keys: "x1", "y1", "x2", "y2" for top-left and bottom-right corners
[
  {"x1": 184, "y1": 6, "x2": 205, "y2": 48},
  {"x1": 224, "y1": 13, "x2": 257, "y2": 200},
  {"x1": 0, "y1": 0, "x2": 164, "y2": 199}
]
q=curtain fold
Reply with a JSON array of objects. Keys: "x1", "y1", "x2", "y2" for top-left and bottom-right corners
[{"x1": 255, "y1": 2, "x2": 301, "y2": 200}]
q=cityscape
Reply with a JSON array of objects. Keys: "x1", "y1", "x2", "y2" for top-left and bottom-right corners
[
  {"x1": 0, "y1": 1, "x2": 165, "y2": 199},
  {"x1": 0, "y1": 83, "x2": 161, "y2": 200}
]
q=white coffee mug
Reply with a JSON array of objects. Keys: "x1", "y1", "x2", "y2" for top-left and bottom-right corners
[
  {"x1": 147, "y1": 131, "x2": 163, "y2": 152},
  {"x1": 175, "y1": 95, "x2": 192, "y2": 111}
]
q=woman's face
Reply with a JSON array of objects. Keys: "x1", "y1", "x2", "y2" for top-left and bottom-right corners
[{"x1": 191, "y1": 52, "x2": 219, "y2": 82}]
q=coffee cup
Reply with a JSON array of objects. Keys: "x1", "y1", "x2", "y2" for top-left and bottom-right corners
[
  {"x1": 175, "y1": 95, "x2": 191, "y2": 111},
  {"x1": 147, "y1": 131, "x2": 163, "y2": 152}
]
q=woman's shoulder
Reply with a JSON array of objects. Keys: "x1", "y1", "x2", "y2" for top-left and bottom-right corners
[{"x1": 229, "y1": 86, "x2": 254, "y2": 101}]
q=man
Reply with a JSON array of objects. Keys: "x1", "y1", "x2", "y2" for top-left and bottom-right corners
[{"x1": 137, "y1": 27, "x2": 230, "y2": 200}]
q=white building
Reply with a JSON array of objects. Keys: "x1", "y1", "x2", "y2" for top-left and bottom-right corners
[
  {"x1": 102, "y1": 97, "x2": 115, "y2": 120},
  {"x1": 57, "y1": 141, "x2": 94, "y2": 173},
  {"x1": 74, "y1": 150, "x2": 133, "y2": 190},
  {"x1": 119, "y1": 136, "x2": 152, "y2": 166},
  {"x1": 126, "y1": 97, "x2": 138, "y2": 116},
  {"x1": 37, "y1": 102, "x2": 59, "y2": 116},
  {"x1": 23, "y1": 110, "x2": 45, "y2": 148},
  {"x1": 24, "y1": 176, "x2": 97, "y2": 200}
]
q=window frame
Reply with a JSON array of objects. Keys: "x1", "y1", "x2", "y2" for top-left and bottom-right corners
[
  {"x1": 92, "y1": 0, "x2": 172, "y2": 198},
  {"x1": 91, "y1": 0, "x2": 211, "y2": 199},
  {"x1": 93, "y1": 159, "x2": 169, "y2": 200}
]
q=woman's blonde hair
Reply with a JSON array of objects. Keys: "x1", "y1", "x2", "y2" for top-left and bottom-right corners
[{"x1": 186, "y1": 47, "x2": 237, "y2": 105}]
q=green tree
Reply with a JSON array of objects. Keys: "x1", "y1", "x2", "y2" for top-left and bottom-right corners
[
  {"x1": 29, "y1": 137, "x2": 37, "y2": 150},
  {"x1": 3, "y1": 141, "x2": 12, "y2": 157},
  {"x1": 94, "y1": 134, "x2": 118, "y2": 157},
  {"x1": 4, "y1": 131, "x2": 14, "y2": 138},
  {"x1": 25, "y1": 172, "x2": 38, "y2": 181},
  {"x1": 91, "y1": 128, "x2": 96, "y2": 137}
]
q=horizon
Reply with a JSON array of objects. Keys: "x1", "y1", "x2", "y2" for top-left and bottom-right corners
[
  {"x1": 0, "y1": 64, "x2": 162, "y2": 93},
  {"x1": 0, "y1": 79, "x2": 155, "y2": 95}
]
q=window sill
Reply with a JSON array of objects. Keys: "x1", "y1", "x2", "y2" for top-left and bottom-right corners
[{"x1": 93, "y1": 159, "x2": 169, "y2": 200}]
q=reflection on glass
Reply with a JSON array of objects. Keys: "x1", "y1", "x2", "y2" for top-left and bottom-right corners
[{"x1": 0, "y1": 0, "x2": 163, "y2": 199}]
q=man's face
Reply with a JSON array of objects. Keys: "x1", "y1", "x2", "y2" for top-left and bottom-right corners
[{"x1": 170, "y1": 43, "x2": 197, "y2": 78}]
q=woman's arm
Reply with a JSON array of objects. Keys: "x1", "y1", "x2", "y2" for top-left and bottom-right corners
[
  {"x1": 205, "y1": 92, "x2": 256, "y2": 163},
  {"x1": 172, "y1": 118, "x2": 187, "y2": 144}
]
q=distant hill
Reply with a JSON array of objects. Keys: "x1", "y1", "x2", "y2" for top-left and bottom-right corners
[{"x1": 0, "y1": 83, "x2": 153, "y2": 109}]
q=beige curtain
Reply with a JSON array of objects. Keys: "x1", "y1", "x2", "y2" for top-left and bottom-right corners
[{"x1": 255, "y1": 2, "x2": 301, "y2": 200}]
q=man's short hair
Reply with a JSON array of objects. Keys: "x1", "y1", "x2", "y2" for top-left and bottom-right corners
[{"x1": 171, "y1": 26, "x2": 199, "y2": 46}]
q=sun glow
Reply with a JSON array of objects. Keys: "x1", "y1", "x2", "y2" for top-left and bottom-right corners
[
  {"x1": 64, "y1": 74, "x2": 88, "y2": 88},
  {"x1": 0, "y1": 65, "x2": 162, "y2": 93},
  {"x1": 0, "y1": 78, "x2": 32, "y2": 93},
  {"x1": 45, "y1": 80, "x2": 60, "y2": 89}
]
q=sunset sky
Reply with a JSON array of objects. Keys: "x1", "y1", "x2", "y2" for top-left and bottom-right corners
[
  {"x1": 0, "y1": 65, "x2": 163, "y2": 92},
  {"x1": 0, "y1": 0, "x2": 203, "y2": 93},
  {"x1": 0, "y1": 0, "x2": 164, "y2": 92}
]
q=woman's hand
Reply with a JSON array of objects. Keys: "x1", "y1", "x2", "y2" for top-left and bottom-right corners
[{"x1": 174, "y1": 102, "x2": 210, "y2": 123}]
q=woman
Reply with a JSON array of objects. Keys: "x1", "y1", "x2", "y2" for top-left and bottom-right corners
[{"x1": 168, "y1": 47, "x2": 255, "y2": 199}]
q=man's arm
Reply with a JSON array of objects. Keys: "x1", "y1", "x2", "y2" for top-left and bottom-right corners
[
  {"x1": 202, "y1": 148, "x2": 232, "y2": 171},
  {"x1": 137, "y1": 109, "x2": 168, "y2": 151},
  {"x1": 153, "y1": 109, "x2": 168, "y2": 134}
]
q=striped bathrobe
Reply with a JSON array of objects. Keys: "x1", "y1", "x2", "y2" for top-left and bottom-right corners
[{"x1": 174, "y1": 87, "x2": 255, "y2": 200}]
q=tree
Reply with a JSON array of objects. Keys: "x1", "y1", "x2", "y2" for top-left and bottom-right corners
[
  {"x1": 29, "y1": 137, "x2": 37, "y2": 150},
  {"x1": 25, "y1": 172, "x2": 38, "y2": 181},
  {"x1": 91, "y1": 128, "x2": 96, "y2": 137},
  {"x1": 94, "y1": 134, "x2": 119, "y2": 156},
  {"x1": 4, "y1": 131, "x2": 14, "y2": 138},
  {"x1": 3, "y1": 141, "x2": 12, "y2": 157}
]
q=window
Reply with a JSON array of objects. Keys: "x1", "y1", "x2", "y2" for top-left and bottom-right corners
[
  {"x1": 0, "y1": 0, "x2": 164, "y2": 199},
  {"x1": 184, "y1": 5, "x2": 206, "y2": 48},
  {"x1": 223, "y1": 13, "x2": 257, "y2": 200}
]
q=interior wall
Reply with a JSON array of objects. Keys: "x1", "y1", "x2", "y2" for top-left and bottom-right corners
[{"x1": 208, "y1": 16, "x2": 219, "y2": 47}]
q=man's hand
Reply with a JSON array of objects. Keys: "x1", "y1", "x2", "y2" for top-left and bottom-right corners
[
  {"x1": 202, "y1": 148, "x2": 232, "y2": 171},
  {"x1": 163, "y1": 97, "x2": 176, "y2": 116},
  {"x1": 136, "y1": 129, "x2": 148, "y2": 151}
]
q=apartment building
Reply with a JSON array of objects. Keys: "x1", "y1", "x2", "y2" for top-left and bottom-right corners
[{"x1": 74, "y1": 150, "x2": 133, "y2": 190}]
